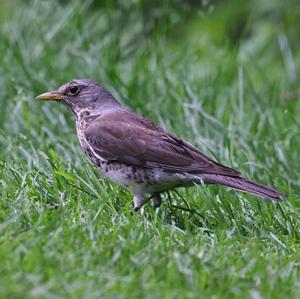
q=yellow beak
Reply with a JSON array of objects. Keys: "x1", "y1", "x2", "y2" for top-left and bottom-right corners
[{"x1": 36, "y1": 91, "x2": 64, "y2": 101}]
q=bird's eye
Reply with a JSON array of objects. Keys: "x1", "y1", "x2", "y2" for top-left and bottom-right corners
[{"x1": 68, "y1": 86, "x2": 80, "y2": 95}]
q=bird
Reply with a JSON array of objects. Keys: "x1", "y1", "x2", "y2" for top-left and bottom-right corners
[{"x1": 36, "y1": 79, "x2": 284, "y2": 211}]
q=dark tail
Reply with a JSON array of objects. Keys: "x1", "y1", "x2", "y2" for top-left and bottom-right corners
[{"x1": 200, "y1": 174, "x2": 285, "y2": 201}]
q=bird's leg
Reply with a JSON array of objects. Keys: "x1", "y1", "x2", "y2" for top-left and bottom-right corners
[
  {"x1": 150, "y1": 193, "x2": 162, "y2": 208},
  {"x1": 133, "y1": 193, "x2": 161, "y2": 211},
  {"x1": 133, "y1": 194, "x2": 145, "y2": 211}
]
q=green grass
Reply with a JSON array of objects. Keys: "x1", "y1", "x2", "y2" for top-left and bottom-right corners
[{"x1": 1, "y1": 0, "x2": 300, "y2": 298}]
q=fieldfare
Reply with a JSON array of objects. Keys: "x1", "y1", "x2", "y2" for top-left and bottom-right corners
[{"x1": 37, "y1": 79, "x2": 284, "y2": 210}]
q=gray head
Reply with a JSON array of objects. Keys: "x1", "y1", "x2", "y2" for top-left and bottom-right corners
[{"x1": 36, "y1": 79, "x2": 121, "y2": 114}]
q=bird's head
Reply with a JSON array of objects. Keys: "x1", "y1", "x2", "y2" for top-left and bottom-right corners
[{"x1": 36, "y1": 79, "x2": 121, "y2": 114}]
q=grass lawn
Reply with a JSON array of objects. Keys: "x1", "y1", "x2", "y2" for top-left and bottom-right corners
[{"x1": 0, "y1": 1, "x2": 300, "y2": 298}]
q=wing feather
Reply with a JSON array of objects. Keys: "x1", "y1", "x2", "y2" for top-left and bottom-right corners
[{"x1": 84, "y1": 109, "x2": 240, "y2": 177}]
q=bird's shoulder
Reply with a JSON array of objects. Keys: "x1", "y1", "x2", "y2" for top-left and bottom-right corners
[
  {"x1": 91, "y1": 108, "x2": 163, "y2": 131},
  {"x1": 84, "y1": 108, "x2": 166, "y2": 141}
]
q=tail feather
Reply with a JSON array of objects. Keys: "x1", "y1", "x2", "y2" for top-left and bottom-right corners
[{"x1": 200, "y1": 174, "x2": 285, "y2": 201}]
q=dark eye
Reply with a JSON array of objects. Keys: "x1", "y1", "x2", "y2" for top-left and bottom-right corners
[{"x1": 68, "y1": 86, "x2": 80, "y2": 95}]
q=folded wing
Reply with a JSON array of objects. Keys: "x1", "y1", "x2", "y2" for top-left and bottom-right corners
[{"x1": 84, "y1": 109, "x2": 241, "y2": 177}]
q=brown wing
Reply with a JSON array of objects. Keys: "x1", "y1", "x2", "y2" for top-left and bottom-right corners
[{"x1": 84, "y1": 109, "x2": 241, "y2": 177}]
